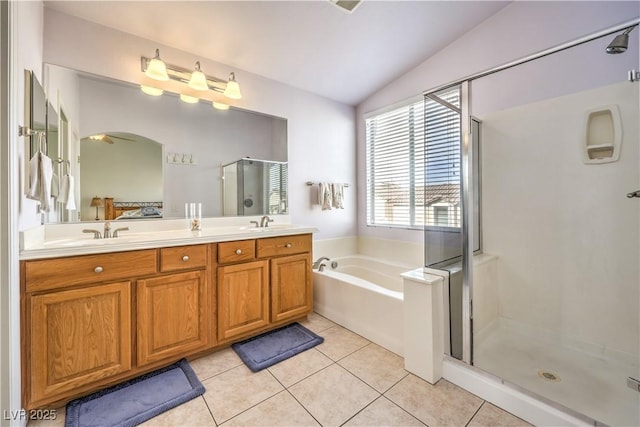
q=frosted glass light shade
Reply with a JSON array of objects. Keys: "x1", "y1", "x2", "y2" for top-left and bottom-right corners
[
  {"x1": 145, "y1": 50, "x2": 169, "y2": 81},
  {"x1": 179, "y1": 94, "x2": 199, "y2": 104},
  {"x1": 223, "y1": 73, "x2": 242, "y2": 99},
  {"x1": 140, "y1": 85, "x2": 163, "y2": 96},
  {"x1": 212, "y1": 101, "x2": 230, "y2": 110},
  {"x1": 188, "y1": 62, "x2": 209, "y2": 91}
]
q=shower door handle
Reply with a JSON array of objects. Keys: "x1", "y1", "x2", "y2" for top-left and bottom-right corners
[{"x1": 626, "y1": 190, "x2": 640, "y2": 198}]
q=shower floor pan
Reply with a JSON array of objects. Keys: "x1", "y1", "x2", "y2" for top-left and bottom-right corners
[{"x1": 474, "y1": 324, "x2": 639, "y2": 426}]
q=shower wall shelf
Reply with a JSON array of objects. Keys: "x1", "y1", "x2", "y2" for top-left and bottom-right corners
[{"x1": 583, "y1": 105, "x2": 622, "y2": 164}]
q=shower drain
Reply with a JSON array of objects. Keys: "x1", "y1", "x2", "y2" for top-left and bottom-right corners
[{"x1": 537, "y1": 370, "x2": 561, "y2": 382}]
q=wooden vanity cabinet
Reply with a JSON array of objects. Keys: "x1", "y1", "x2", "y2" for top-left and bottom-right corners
[
  {"x1": 28, "y1": 281, "x2": 132, "y2": 407},
  {"x1": 136, "y1": 244, "x2": 210, "y2": 366},
  {"x1": 22, "y1": 233, "x2": 312, "y2": 409},
  {"x1": 258, "y1": 234, "x2": 313, "y2": 323},
  {"x1": 216, "y1": 234, "x2": 313, "y2": 342},
  {"x1": 216, "y1": 240, "x2": 270, "y2": 342},
  {"x1": 22, "y1": 250, "x2": 157, "y2": 409}
]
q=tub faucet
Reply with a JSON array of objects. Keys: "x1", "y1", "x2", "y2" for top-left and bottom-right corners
[{"x1": 313, "y1": 256, "x2": 330, "y2": 270}]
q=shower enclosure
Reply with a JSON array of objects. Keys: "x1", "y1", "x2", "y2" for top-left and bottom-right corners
[
  {"x1": 221, "y1": 158, "x2": 288, "y2": 216},
  {"x1": 425, "y1": 22, "x2": 640, "y2": 425}
]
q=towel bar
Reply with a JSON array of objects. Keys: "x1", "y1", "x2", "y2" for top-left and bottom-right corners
[{"x1": 306, "y1": 181, "x2": 349, "y2": 187}]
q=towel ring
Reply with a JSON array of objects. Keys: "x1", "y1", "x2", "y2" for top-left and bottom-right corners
[{"x1": 37, "y1": 132, "x2": 47, "y2": 154}]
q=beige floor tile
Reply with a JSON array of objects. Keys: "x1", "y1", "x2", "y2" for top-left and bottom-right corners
[
  {"x1": 315, "y1": 325, "x2": 370, "y2": 361},
  {"x1": 299, "y1": 312, "x2": 337, "y2": 334},
  {"x1": 289, "y1": 363, "x2": 379, "y2": 427},
  {"x1": 468, "y1": 402, "x2": 533, "y2": 427},
  {"x1": 268, "y1": 348, "x2": 333, "y2": 387},
  {"x1": 139, "y1": 396, "x2": 215, "y2": 427},
  {"x1": 344, "y1": 396, "x2": 425, "y2": 426},
  {"x1": 385, "y1": 375, "x2": 483, "y2": 427},
  {"x1": 190, "y1": 347, "x2": 243, "y2": 381},
  {"x1": 221, "y1": 391, "x2": 320, "y2": 427},
  {"x1": 202, "y1": 364, "x2": 284, "y2": 423},
  {"x1": 339, "y1": 343, "x2": 408, "y2": 393}
]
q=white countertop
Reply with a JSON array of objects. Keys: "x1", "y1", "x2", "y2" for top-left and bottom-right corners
[{"x1": 20, "y1": 215, "x2": 317, "y2": 260}]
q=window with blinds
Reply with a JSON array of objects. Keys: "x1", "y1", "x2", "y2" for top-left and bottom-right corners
[{"x1": 365, "y1": 86, "x2": 461, "y2": 229}]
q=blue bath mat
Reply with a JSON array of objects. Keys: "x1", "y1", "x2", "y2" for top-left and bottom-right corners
[
  {"x1": 65, "y1": 359, "x2": 204, "y2": 427},
  {"x1": 232, "y1": 322, "x2": 324, "y2": 372}
]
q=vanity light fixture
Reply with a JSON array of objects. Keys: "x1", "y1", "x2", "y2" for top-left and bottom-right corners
[
  {"x1": 140, "y1": 50, "x2": 243, "y2": 107},
  {"x1": 179, "y1": 93, "x2": 199, "y2": 104},
  {"x1": 212, "y1": 101, "x2": 230, "y2": 110},
  {"x1": 188, "y1": 61, "x2": 209, "y2": 91},
  {"x1": 144, "y1": 49, "x2": 169, "y2": 81},
  {"x1": 140, "y1": 85, "x2": 163, "y2": 96},
  {"x1": 223, "y1": 72, "x2": 242, "y2": 99}
]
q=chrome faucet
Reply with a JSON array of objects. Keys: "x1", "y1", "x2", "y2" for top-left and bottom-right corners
[
  {"x1": 313, "y1": 256, "x2": 330, "y2": 270},
  {"x1": 82, "y1": 229, "x2": 102, "y2": 239},
  {"x1": 113, "y1": 227, "x2": 129, "y2": 238},
  {"x1": 82, "y1": 222, "x2": 128, "y2": 239},
  {"x1": 103, "y1": 221, "x2": 112, "y2": 239},
  {"x1": 260, "y1": 215, "x2": 274, "y2": 227},
  {"x1": 249, "y1": 220, "x2": 260, "y2": 228}
]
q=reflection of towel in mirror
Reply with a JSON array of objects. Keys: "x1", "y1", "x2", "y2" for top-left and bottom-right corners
[
  {"x1": 318, "y1": 182, "x2": 332, "y2": 210},
  {"x1": 26, "y1": 151, "x2": 53, "y2": 212},
  {"x1": 58, "y1": 174, "x2": 76, "y2": 211},
  {"x1": 50, "y1": 173, "x2": 59, "y2": 198},
  {"x1": 332, "y1": 183, "x2": 344, "y2": 209}
]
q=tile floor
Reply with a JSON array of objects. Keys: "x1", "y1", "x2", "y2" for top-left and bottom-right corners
[{"x1": 31, "y1": 313, "x2": 532, "y2": 427}]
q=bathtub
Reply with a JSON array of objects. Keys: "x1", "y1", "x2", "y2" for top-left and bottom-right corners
[{"x1": 312, "y1": 255, "x2": 411, "y2": 356}]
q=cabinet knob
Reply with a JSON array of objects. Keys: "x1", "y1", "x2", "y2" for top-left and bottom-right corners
[
  {"x1": 182, "y1": 255, "x2": 190, "y2": 262},
  {"x1": 235, "y1": 249, "x2": 242, "y2": 255},
  {"x1": 285, "y1": 243, "x2": 292, "y2": 248},
  {"x1": 94, "y1": 266, "x2": 103, "y2": 273}
]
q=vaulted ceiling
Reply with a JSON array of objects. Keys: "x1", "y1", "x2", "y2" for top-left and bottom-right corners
[{"x1": 45, "y1": 1, "x2": 509, "y2": 105}]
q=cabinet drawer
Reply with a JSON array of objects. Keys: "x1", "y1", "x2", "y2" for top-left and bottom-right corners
[
  {"x1": 25, "y1": 250, "x2": 158, "y2": 292},
  {"x1": 218, "y1": 240, "x2": 255, "y2": 264},
  {"x1": 160, "y1": 245, "x2": 207, "y2": 272},
  {"x1": 256, "y1": 234, "x2": 312, "y2": 258}
]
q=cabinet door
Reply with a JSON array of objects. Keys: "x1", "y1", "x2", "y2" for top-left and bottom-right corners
[
  {"x1": 29, "y1": 282, "x2": 132, "y2": 406},
  {"x1": 271, "y1": 253, "x2": 312, "y2": 322},
  {"x1": 217, "y1": 260, "x2": 269, "y2": 341},
  {"x1": 137, "y1": 271, "x2": 208, "y2": 366}
]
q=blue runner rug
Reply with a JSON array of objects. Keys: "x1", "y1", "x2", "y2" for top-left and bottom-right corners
[
  {"x1": 232, "y1": 322, "x2": 324, "y2": 372},
  {"x1": 65, "y1": 359, "x2": 204, "y2": 427}
]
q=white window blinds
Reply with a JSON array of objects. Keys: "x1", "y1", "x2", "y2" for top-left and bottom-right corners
[{"x1": 365, "y1": 86, "x2": 461, "y2": 229}]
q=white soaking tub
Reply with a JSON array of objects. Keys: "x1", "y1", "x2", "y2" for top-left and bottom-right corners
[{"x1": 312, "y1": 255, "x2": 410, "y2": 356}]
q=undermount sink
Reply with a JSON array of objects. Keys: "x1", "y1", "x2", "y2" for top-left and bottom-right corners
[{"x1": 239, "y1": 224, "x2": 300, "y2": 232}]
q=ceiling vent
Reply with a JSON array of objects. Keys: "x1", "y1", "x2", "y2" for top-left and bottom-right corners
[{"x1": 329, "y1": 0, "x2": 362, "y2": 14}]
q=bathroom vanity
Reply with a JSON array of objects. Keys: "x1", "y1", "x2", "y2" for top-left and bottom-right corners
[{"x1": 19, "y1": 221, "x2": 314, "y2": 410}]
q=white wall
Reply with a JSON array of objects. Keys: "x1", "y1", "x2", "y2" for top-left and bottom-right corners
[
  {"x1": 481, "y1": 81, "x2": 639, "y2": 359},
  {"x1": 356, "y1": 1, "x2": 639, "y2": 244},
  {"x1": 40, "y1": 8, "x2": 356, "y2": 240},
  {"x1": 7, "y1": 1, "x2": 45, "y2": 422}
]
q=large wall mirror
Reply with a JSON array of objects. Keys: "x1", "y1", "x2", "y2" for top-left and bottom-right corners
[{"x1": 41, "y1": 63, "x2": 288, "y2": 223}]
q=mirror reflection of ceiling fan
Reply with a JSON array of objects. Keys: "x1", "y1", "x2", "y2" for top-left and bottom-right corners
[{"x1": 85, "y1": 133, "x2": 138, "y2": 144}]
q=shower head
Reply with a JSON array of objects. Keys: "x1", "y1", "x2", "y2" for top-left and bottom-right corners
[{"x1": 606, "y1": 26, "x2": 636, "y2": 54}]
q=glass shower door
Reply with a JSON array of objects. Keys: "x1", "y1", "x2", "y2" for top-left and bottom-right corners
[{"x1": 469, "y1": 31, "x2": 640, "y2": 425}]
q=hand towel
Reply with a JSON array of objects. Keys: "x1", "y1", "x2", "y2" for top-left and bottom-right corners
[
  {"x1": 331, "y1": 183, "x2": 344, "y2": 209},
  {"x1": 50, "y1": 172, "x2": 60, "y2": 198},
  {"x1": 318, "y1": 182, "x2": 332, "y2": 210},
  {"x1": 26, "y1": 151, "x2": 53, "y2": 212},
  {"x1": 58, "y1": 174, "x2": 77, "y2": 211}
]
